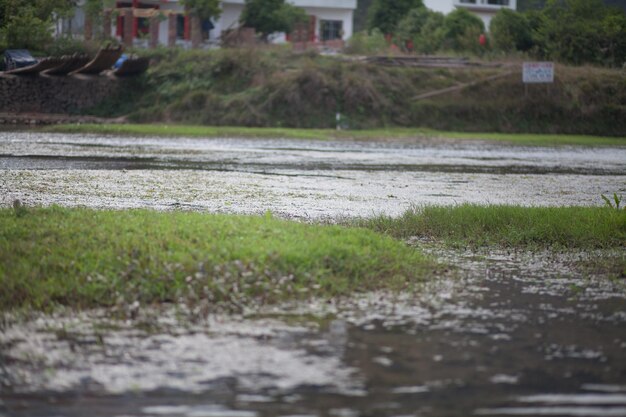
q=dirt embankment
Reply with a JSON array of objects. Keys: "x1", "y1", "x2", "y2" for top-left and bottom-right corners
[{"x1": 20, "y1": 48, "x2": 626, "y2": 136}]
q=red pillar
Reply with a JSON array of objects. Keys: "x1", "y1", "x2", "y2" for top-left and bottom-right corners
[
  {"x1": 123, "y1": 9, "x2": 133, "y2": 46},
  {"x1": 132, "y1": 0, "x2": 139, "y2": 38},
  {"x1": 184, "y1": 7, "x2": 190, "y2": 41}
]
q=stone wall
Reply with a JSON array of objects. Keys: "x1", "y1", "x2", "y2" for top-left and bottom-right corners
[{"x1": 0, "y1": 74, "x2": 127, "y2": 114}]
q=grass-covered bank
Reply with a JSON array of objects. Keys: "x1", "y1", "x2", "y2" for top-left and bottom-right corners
[
  {"x1": 359, "y1": 205, "x2": 626, "y2": 249},
  {"x1": 2, "y1": 205, "x2": 624, "y2": 313},
  {"x1": 44, "y1": 123, "x2": 626, "y2": 147},
  {"x1": 79, "y1": 48, "x2": 626, "y2": 137},
  {"x1": 0, "y1": 207, "x2": 436, "y2": 312}
]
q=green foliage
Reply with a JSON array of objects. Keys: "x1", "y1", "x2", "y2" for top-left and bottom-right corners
[
  {"x1": 602, "y1": 193, "x2": 624, "y2": 210},
  {"x1": 1, "y1": 8, "x2": 53, "y2": 50},
  {"x1": 44, "y1": 35, "x2": 90, "y2": 56},
  {"x1": 0, "y1": 0, "x2": 74, "y2": 51},
  {"x1": 240, "y1": 0, "x2": 307, "y2": 39},
  {"x1": 181, "y1": 0, "x2": 221, "y2": 21},
  {"x1": 440, "y1": 8, "x2": 485, "y2": 51},
  {"x1": 359, "y1": 205, "x2": 626, "y2": 249},
  {"x1": 46, "y1": 124, "x2": 626, "y2": 147},
  {"x1": 490, "y1": 8, "x2": 533, "y2": 52},
  {"x1": 395, "y1": 8, "x2": 445, "y2": 53},
  {"x1": 345, "y1": 29, "x2": 388, "y2": 55},
  {"x1": 598, "y1": 9, "x2": 626, "y2": 66},
  {"x1": 532, "y1": 0, "x2": 626, "y2": 66},
  {"x1": 69, "y1": 48, "x2": 626, "y2": 135},
  {"x1": 367, "y1": 0, "x2": 424, "y2": 34},
  {"x1": 0, "y1": 208, "x2": 435, "y2": 311}
]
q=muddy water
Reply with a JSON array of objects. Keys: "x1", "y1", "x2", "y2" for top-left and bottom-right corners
[
  {"x1": 1, "y1": 132, "x2": 626, "y2": 416},
  {"x1": 1, "y1": 132, "x2": 625, "y2": 218},
  {"x1": 1, "y1": 249, "x2": 625, "y2": 417}
]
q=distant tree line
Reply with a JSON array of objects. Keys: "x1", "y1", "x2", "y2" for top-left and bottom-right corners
[{"x1": 358, "y1": 0, "x2": 626, "y2": 66}]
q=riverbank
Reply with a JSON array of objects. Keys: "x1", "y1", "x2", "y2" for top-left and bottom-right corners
[
  {"x1": 74, "y1": 48, "x2": 626, "y2": 137},
  {"x1": 43, "y1": 123, "x2": 626, "y2": 147},
  {"x1": 1, "y1": 205, "x2": 623, "y2": 314}
]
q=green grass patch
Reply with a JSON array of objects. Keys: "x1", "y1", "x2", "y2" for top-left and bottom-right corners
[
  {"x1": 0, "y1": 207, "x2": 436, "y2": 312},
  {"x1": 358, "y1": 205, "x2": 626, "y2": 249},
  {"x1": 44, "y1": 123, "x2": 626, "y2": 147}
]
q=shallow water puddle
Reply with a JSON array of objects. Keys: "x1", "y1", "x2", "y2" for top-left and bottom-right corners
[{"x1": 2, "y1": 249, "x2": 625, "y2": 417}]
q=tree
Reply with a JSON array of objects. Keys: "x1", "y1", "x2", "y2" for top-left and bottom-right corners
[
  {"x1": 534, "y1": 0, "x2": 611, "y2": 64},
  {"x1": 440, "y1": 8, "x2": 484, "y2": 51},
  {"x1": 395, "y1": 7, "x2": 445, "y2": 53},
  {"x1": 600, "y1": 8, "x2": 626, "y2": 66},
  {"x1": 181, "y1": 0, "x2": 221, "y2": 22},
  {"x1": 367, "y1": 0, "x2": 424, "y2": 35},
  {"x1": 0, "y1": 0, "x2": 74, "y2": 50},
  {"x1": 490, "y1": 9, "x2": 533, "y2": 52},
  {"x1": 240, "y1": 0, "x2": 307, "y2": 40},
  {"x1": 396, "y1": 6, "x2": 431, "y2": 42}
]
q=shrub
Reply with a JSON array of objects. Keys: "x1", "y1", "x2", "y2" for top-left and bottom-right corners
[
  {"x1": 367, "y1": 0, "x2": 424, "y2": 34},
  {"x1": 535, "y1": 0, "x2": 624, "y2": 65},
  {"x1": 395, "y1": 6, "x2": 432, "y2": 50},
  {"x1": 44, "y1": 36, "x2": 91, "y2": 56},
  {"x1": 1, "y1": 8, "x2": 52, "y2": 50},
  {"x1": 440, "y1": 8, "x2": 485, "y2": 52},
  {"x1": 490, "y1": 9, "x2": 533, "y2": 52},
  {"x1": 345, "y1": 29, "x2": 388, "y2": 55}
]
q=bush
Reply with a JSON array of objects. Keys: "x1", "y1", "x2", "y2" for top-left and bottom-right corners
[
  {"x1": 44, "y1": 36, "x2": 91, "y2": 56},
  {"x1": 532, "y1": 0, "x2": 626, "y2": 66},
  {"x1": 490, "y1": 8, "x2": 533, "y2": 52},
  {"x1": 367, "y1": 0, "x2": 424, "y2": 34},
  {"x1": 1, "y1": 8, "x2": 52, "y2": 51},
  {"x1": 395, "y1": 6, "x2": 433, "y2": 51},
  {"x1": 440, "y1": 8, "x2": 485, "y2": 52},
  {"x1": 345, "y1": 29, "x2": 388, "y2": 55}
]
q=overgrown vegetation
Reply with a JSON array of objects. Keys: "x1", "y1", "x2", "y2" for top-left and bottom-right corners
[
  {"x1": 0, "y1": 207, "x2": 436, "y2": 312},
  {"x1": 240, "y1": 0, "x2": 307, "y2": 41},
  {"x1": 84, "y1": 48, "x2": 626, "y2": 136},
  {"x1": 0, "y1": 0, "x2": 73, "y2": 52},
  {"x1": 359, "y1": 205, "x2": 626, "y2": 249},
  {"x1": 364, "y1": 0, "x2": 626, "y2": 67}
]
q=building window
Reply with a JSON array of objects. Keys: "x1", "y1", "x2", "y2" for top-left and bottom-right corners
[
  {"x1": 176, "y1": 14, "x2": 185, "y2": 39},
  {"x1": 320, "y1": 20, "x2": 343, "y2": 41}
]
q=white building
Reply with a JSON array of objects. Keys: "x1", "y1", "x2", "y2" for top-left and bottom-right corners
[
  {"x1": 59, "y1": 0, "x2": 356, "y2": 47},
  {"x1": 423, "y1": 0, "x2": 517, "y2": 28}
]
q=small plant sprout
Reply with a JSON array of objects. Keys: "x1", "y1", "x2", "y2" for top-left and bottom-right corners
[{"x1": 601, "y1": 193, "x2": 623, "y2": 210}]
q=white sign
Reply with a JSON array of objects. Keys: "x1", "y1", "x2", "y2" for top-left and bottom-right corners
[{"x1": 523, "y1": 62, "x2": 554, "y2": 84}]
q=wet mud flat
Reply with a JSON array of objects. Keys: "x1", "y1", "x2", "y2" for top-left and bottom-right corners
[
  {"x1": 1, "y1": 248, "x2": 625, "y2": 417},
  {"x1": 1, "y1": 132, "x2": 626, "y2": 218}
]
